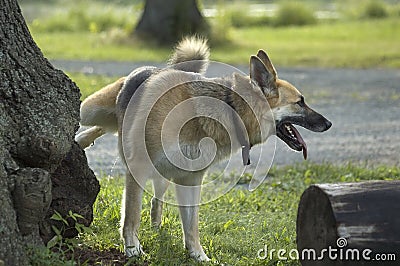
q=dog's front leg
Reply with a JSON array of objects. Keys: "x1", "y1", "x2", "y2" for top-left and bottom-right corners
[
  {"x1": 175, "y1": 176, "x2": 210, "y2": 262},
  {"x1": 121, "y1": 171, "x2": 144, "y2": 257}
]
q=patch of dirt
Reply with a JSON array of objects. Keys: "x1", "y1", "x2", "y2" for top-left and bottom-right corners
[{"x1": 66, "y1": 248, "x2": 142, "y2": 266}]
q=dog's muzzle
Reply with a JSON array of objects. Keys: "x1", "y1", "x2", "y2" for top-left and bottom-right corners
[{"x1": 275, "y1": 112, "x2": 332, "y2": 160}]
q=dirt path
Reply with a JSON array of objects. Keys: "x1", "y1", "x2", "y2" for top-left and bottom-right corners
[{"x1": 53, "y1": 60, "x2": 400, "y2": 175}]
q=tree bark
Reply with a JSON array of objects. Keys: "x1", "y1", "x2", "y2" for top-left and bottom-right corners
[
  {"x1": 297, "y1": 181, "x2": 400, "y2": 266},
  {"x1": 0, "y1": 0, "x2": 99, "y2": 264},
  {"x1": 135, "y1": 0, "x2": 209, "y2": 44}
]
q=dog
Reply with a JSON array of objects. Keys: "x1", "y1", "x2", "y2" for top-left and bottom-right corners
[{"x1": 76, "y1": 36, "x2": 331, "y2": 261}]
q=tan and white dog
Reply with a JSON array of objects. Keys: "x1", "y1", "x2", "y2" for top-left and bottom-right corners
[{"x1": 76, "y1": 36, "x2": 331, "y2": 261}]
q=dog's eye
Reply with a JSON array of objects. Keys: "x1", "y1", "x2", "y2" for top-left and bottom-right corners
[{"x1": 296, "y1": 96, "x2": 305, "y2": 107}]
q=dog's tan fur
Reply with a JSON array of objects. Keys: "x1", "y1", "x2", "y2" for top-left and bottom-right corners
[{"x1": 76, "y1": 36, "x2": 331, "y2": 261}]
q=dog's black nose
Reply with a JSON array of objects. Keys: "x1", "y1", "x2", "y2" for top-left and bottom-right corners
[{"x1": 325, "y1": 120, "x2": 332, "y2": 130}]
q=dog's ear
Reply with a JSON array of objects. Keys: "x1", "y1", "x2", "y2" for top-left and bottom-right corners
[
  {"x1": 250, "y1": 56, "x2": 277, "y2": 96},
  {"x1": 256, "y1": 50, "x2": 277, "y2": 80}
]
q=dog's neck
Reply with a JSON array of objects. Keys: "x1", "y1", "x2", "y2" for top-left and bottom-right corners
[{"x1": 224, "y1": 87, "x2": 252, "y2": 165}]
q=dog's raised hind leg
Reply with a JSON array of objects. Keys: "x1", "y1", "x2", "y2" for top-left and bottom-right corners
[
  {"x1": 121, "y1": 171, "x2": 144, "y2": 257},
  {"x1": 151, "y1": 177, "x2": 169, "y2": 228},
  {"x1": 175, "y1": 176, "x2": 210, "y2": 262},
  {"x1": 75, "y1": 126, "x2": 105, "y2": 149}
]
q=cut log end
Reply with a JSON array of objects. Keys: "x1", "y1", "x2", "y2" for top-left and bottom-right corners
[
  {"x1": 297, "y1": 180, "x2": 400, "y2": 266},
  {"x1": 296, "y1": 186, "x2": 338, "y2": 256}
]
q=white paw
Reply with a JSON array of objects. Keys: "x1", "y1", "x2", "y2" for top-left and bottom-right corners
[
  {"x1": 188, "y1": 249, "x2": 211, "y2": 262},
  {"x1": 125, "y1": 245, "x2": 144, "y2": 258}
]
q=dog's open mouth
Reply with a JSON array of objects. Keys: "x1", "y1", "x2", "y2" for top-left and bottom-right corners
[{"x1": 276, "y1": 123, "x2": 308, "y2": 160}]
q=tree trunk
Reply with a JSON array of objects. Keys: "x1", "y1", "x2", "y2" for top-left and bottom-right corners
[
  {"x1": 135, "y1": 0, "x2": 209, "y2": 44},
  {"x1": 0, "y1": 0, "x2": 99, "y2": 265},
  {"x1": 297, "y1": 181, "x2": 400, "y2": 266}
]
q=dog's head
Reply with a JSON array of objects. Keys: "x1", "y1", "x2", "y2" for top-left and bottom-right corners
[{"x1": 249, "y1": 50, "x2": 332, "y2": 159}]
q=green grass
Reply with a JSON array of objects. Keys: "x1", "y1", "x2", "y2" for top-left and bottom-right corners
[
  {"x1": 34, "y1": 32, "x2": 171, "y2": 62},
  {"x1": 273, "y1": 1, "x2": 317, "y2": 27},
  {"x1": 32, "y1": 18, "x2": 400, "y2": 68},
  {"x1": 218, "y1": 18, "x2": 400, "y2": 68},
  {"x1": 67, "y1": 73, "x2": 119, "y2": 100},
  {"x1": 58, "y1": 163, "x2": 399, "y2": 265}
]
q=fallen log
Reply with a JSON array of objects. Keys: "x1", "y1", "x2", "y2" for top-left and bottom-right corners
[{"x1": 296, "y1": 180, "x2": 400, "y2": 265}]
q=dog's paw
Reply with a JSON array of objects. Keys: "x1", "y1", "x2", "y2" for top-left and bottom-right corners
[
  {"x1": 125, "y1": 245, "x2": 145, "y2": 258},
  {"x1": 188, "y1": 249, "x2": 211, "y2": 262}
]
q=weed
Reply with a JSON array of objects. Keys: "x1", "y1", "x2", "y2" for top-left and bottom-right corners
[
  {"x1": 223, "y1": 3, "x2": 271, "y2": 28},
  {"x1": 336, "y1": 0, "x2": 392, "y2": 20},
  {"x1": 362, "y1": 0, "x2": 388, "y2": 19},
  {"x1": 30, "y1": 3, "x2": 137, "y2": 34},
  {"x1": 273, "y1": 1, "x2": 317, "y2": 27},
  {"x1": 29, "y1": 210, "x2": 92, "y2": 266},
  {"x1": 28, "y1": 245, "x2": 74, "y2": 266},
  {"x1": 46, "y1": 211, "x2": 92, "y2": 257},
  {"x1": 207, "y1": 1, "x2": 233, "y2": 45}
]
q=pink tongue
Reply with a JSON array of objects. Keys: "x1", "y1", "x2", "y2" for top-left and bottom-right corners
[
  {"x1": 302, "y1": 143, "x2": 308, "y2": 160},
  {"x1": 290, "y1": 125, "x2": 308, "y2": 160}
]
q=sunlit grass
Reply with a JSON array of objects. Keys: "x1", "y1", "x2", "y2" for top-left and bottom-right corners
[
  {"x1": 32, "y1": 18, "x2": 400, "y2": 68},
  {"x1": 75, "y1": 163, "x2": 399, "y2": 265},
  {"x1": 213, "y1": 18, "x2": 400, "y2": 68},
  {"x1": 34, "y1": 32, "x2": 171, "y2": 62},
  {"x1": 67, "y1": 72, "x2": 119, "y2": 100}
]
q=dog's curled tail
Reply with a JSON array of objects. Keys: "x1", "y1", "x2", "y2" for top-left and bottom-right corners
[
  {"x1": 76, "y1": 36, "x2": 210, "y2": 149},
  {"x1": 168, "y1": 36, "x2": 210, "y2": 74}
]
